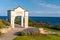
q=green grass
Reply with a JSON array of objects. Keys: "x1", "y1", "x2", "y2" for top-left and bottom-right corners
[
  {"x1": 13, "y1": 34, "x2": 60, "y2": 40},
  {"x1": 44, "y1": 28, "x2": 59, "y2": 32}
]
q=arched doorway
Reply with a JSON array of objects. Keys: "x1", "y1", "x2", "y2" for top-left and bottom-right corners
[
  {"x1": 15, "y1": 16, "x2": 21, "y2": 28},
  {"x1": 8, "y1": 6, "x2": 28, "y2": 28}
]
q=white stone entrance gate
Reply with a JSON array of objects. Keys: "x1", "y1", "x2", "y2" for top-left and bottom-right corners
[{"x1": 8, "y1": 6, "x2": 28, "y2": 28}]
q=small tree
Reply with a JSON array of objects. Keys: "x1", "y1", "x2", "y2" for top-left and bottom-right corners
[
  {"x1": 44, "y1": 22, "x2": 51, "y2": 28},
  {"x1": 28, "y1": 18, "x2": 36, "y2": 27}
]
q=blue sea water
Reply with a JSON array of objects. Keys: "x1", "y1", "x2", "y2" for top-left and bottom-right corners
[
  {"x1": 0, "y1": 16, "x2": 60, "y2": 26},
  {"x1": 30, "y1": 17, "x2": 60, "y2": 25}
]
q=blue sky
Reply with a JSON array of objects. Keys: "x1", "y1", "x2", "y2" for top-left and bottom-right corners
[{"x1": 0, "y1": 0, "x2": 60, "y2": 17}]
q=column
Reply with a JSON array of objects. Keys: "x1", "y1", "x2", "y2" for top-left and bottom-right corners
[
  {"x1": 21, "y1": 16, "x2": 24, "y2": 27},
  {"x1": 11, "y1": 16, "x2": 15, "y2": 28},
  {"x1": 24, "y1": 11, "x2": 28, "y2": 28},
  {"x1": 10, "y1": 11, "x2": 15, "y2": 28}
]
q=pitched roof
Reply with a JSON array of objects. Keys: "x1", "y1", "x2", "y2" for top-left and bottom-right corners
[{"x1": 11, "y1": 6, "x2": 28, "y2": 11}]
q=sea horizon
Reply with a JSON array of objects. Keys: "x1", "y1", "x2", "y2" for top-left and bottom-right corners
[{"x1": 0, "y1": 16, "x2": 60, "y2": 26}]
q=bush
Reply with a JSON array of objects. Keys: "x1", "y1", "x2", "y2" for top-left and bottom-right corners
[
  {"x1": 30, "y1": 31, "x2": 39, "y2": 35},
  {"x1": 20, "y1": 31, "x2": 28, "y2": 36},
  {"x1": 0, "y1": 19, "x2": 5, "y2": 29},
  {"x1": 0, "y1": 19, "x2": 10, "y2": 29},
  {"x1": 2, "y1": 20, "x2": 10, "y2": 26},
  {"x1": 15, "y1": 21, "x2": 21, "y2": 25},
  {"x1": 52, "y1": 25, "x2": 60, "y2": 30},
  {"x1": 18, "y1": 30, "x2": 40, "y2": 36}
]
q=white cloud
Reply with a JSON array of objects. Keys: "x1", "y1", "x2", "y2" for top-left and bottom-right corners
[
  {"x1": 39, "y1": 3, "x2": 60, "y2": 8},
  {"x1": 32, "y1": 0, "x2": 60, "y2": 9}
]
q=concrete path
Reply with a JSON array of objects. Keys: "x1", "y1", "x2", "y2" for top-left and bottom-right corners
[
  {"x1": 0, "y1": 24, "x2": 25, "y2": 40},
  {"x1": 0, "y1": 28, "x2": 25, "y2": 40}
]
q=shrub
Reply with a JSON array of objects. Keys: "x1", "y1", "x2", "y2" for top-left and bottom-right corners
[
  {"x1": 28, "y1": 18, "x2": 39, "y2": 28},
  {"x1": 15, "y1": 21, "x2": 21, "y2": 25},
  {"x1": 0, "y1": 19, "x2": 5, "y2": 29},
  {"x1": 53, "y1": 25, "x2": 60, "y2": 30},
  {"x1": 20, "y1": 31, "x2": 28, "y2": 36},
  {"x1": 19, "y1": 30, "x2": 40, "y2": 36},
  {"x1": 2, "y1": 20, "x2": 10, "y2": 26},
  {"x1": 0, "y1": 19, "x2": 10, "y2": 29}
]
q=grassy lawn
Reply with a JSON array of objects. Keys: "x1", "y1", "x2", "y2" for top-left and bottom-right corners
[{"x1": 13, "y1": 34, "x2": 60, "y2": 40}]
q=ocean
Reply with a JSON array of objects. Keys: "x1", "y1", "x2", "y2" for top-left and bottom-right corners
[{"x1": 0, "y1": 16, "x2": 60, "y2": 26}]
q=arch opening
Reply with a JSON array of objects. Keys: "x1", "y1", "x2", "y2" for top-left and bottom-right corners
[{"x1": 15, "y1": 16, "x2": 21, "y2": 28}]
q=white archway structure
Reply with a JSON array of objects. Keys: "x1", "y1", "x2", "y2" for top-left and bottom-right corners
[{"x1": 8, "y1": 6, "x2": 28, "y2": 28}]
